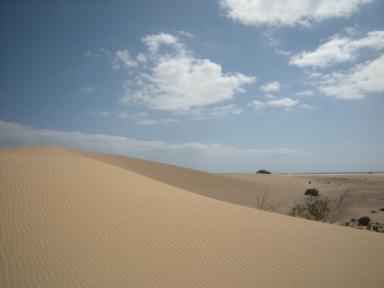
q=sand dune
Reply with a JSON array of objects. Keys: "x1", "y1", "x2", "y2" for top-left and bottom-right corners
[
  {"x1": 1, "y1": 146, "x2": 383, "y2": 287},
  {"x1": 72, "y1": 148, "x2": 306, "y2": 212}
]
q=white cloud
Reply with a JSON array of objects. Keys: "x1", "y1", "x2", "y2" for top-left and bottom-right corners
[
  {"x1": 0, "y1": 120, "x2": 308, "y2": 172},
  {"x1": 265, "y1": 94, "x2": 275, "y2": 99},
  {"x1": 113, "y1": 50, "x2": 138, "y2": 69},
  {"x1": 84, "y1": 48, "x2": 109, "y2": 58},
  {"x1": 300, "y1": 104, "x2": 314, "y2": 110},
  {"x1": 178, "y1": 30, "x2": 194, "y2": 38},
  {"x1": 120, "y1": 32, "x2": 255, "y2": 111},
  {"x1": 275, "y1": 49, "x2": 292, "y2": 56},
  {"x1": 116, "y1": 111, "x2": 178, "y2": 125},
  {"x1": 249, "y1": 100, "x2": 266, "y2": 111},
  {"x1": 136, "y1": 53, "x2": 147, "y2": 63},
  {"x1": 142, "y1": 33, "x2": 184, "y2": 54},
  {"x1": 250, "y1": 98, "x2": 300, "y2": 110},
  {"x1": 290, "y1": 30, "x2": 384, "y2": 68},
  {"x1": 182, "y1": 104, "x2": 243, "y2": 120},
  {"x1": 296, "y1": 90, "x2": 314, "y2": 97},
  {"x1": 260, "y1": 81, "x2": 281, "y2": 92},
  {"x1": 219, "y1": 0, "x2": 371, "y2": 27},
  {"x1": 262, "y1": 30, "x2": 292, "y2": 56},
  {"x1": 81, "y1": 86, "x2": 95, "y2": 93},
  {"x1": 266, "y1": 97, "x2": 299, "y2": 108},
  {"x1": 88, "y1": 111, "x2": 110, "y2": 117},
  {"x1": 316, "y1": 54, "x2": 384, "y2": 100},
  {"x1": 262, "y1": 30, "x2": 280, "y2": 47}
]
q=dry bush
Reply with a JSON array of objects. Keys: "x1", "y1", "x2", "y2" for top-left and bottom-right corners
[
  {"x1": 256, "y1": 191, "x2": 281, "y2": 212},
  {"x1": 289, "y1": 190, "x2": 350, "y2": 223}
]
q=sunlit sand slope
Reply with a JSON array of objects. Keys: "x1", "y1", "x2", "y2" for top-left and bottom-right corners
[{"x1": 74, "y1": 148, "x2": 306, "y2": 210}]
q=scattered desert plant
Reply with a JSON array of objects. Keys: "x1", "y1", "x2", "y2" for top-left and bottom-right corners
[
  {"x1": 371, "y1": 210, "x2": 377, "y2": 213},
  {"x1": 289, "y1": 196, "x2": 331, "y2": 222},
  {"x1": 327, "y1": 191, "x2": 350, "y2": 224},
  {"x1": 304, "y1": 188, "x2": 319, "y2": 197},
  {"x1": 289, "y1": 190, "x2": 350, "y2": 223},
  {"x1": 379, "y1": 208, "x2": 384, "y2": 212},
  {"x1": 358, "y1": 216, "x2": 371, "y2": 226},
  {"x1": 256, "y1": 169, "x2": 271, "y2": 174},
  {"x1": 255, "y1": 191, "x2": 281, "y2": 212}
]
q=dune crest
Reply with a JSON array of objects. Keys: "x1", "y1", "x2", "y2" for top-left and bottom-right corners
[
  {"x1": 70, "y1": 148, "x2": 307, "y2": 211},
  {"x1": 1, "y1": 147, "x2": 383, "y2": 287}
]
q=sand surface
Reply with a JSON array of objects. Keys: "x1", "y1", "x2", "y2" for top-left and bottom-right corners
[
  {"x1": 223, "y1": 173, "x2": 384, "y2": 222},
  {"x1": 1, "y1": 146, "x2": 383, "y2": 287}
]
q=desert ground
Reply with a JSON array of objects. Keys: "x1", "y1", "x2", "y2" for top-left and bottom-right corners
[
  {"x1": 1, "y1": 146, "x2": 383, "y2": 287},
  {"x1": 222, "y1": 173, "x2": 384, "y2": 223}
]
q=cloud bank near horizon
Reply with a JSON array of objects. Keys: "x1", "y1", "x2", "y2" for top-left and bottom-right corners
[{"x1": 0, "y1": 120, "x2": 310, "y2": 172}]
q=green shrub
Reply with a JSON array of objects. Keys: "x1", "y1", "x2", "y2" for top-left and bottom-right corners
[
  {"x1": 289, "y1": 191, "x2": 349, "y2": 224},
  {"x1": 289, "y1": 196, "x2": 331, "y2": 222},
  {"x1": 358, "y1": 216, "x2": 371, "y2": 226},
  {"x1": 304, "y1": 188, "x2": 319, "y2": 197},
  {"x1": 256, "y1": 169, "x2": 271, "y2": 174}
]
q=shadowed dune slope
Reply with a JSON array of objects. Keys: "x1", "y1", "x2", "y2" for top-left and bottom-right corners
[
  {"x1": 70, "y1": 148, "x2": 306, "y2": 210},
  {"x1": 1, "y1": 147, "x2": 383, "y2": 288}
]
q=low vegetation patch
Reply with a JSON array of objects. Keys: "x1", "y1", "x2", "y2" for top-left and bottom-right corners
[
  {"x1": 255, "y1": 191, "x2": 281, "y2": 212},
  {"x1": 256, "y1": 169, "x2": 271, "y2": 174},
  {"x1": 358, "y1": 216, "x2": 371, "y2": 227},
  {"x1": 344, "y1": 217, "x2": 384, "y2": 233},
  {"x1": 304, "y1": 188, "x2": 319, "y2": 197},
  {"x1": 289, "y1": 190, "x2": 349, "y2": 224}
]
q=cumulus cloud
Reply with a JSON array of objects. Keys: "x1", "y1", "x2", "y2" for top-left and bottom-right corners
[
  {"x1": 120, "y1": 32, "x2": 255, "y2": 111},
  {"x1": 316, "y1": 54, "x2": 384, "y2": 100},
  {"x1": 142, "y1": 33, "x2": 184, "y2": 54},
  {"x1": 290, "y1": 30, "x2": 384, "y2": 68},
  {"x1": 113, "y1": 50, "x2": 138, "y2": 69},
  {"x1": 0, "y1": 120, "x2": 308, "y2": 172},
  {"x1": 136, "y1": 53, "x2": 147, "y2": 63},
  {"x1": 260, "y1": 81, "x2": 281, "y2": 92},
  {"x1": 219, "y1": 0, "x2": 371, "y2": 27}
]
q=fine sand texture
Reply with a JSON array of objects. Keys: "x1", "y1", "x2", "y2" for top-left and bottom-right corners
[{"x1": 1, "y1": 146, "x2": 384, "y2": 287}]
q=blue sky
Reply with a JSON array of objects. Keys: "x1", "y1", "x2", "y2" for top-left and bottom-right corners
[{"x1": 1, "y1": 0, "x2": 383, "y2": 172}]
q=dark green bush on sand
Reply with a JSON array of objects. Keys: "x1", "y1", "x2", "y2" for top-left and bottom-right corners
[
  {"x1": 304, "y1": 188, "x2": 319, "y2": 197},
  {"x1": 256, "y1": 169, "x2": 271, "y2": 174},
  {"x1": 358, "y1": 216, "x2": 371, "y2": 226}
]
